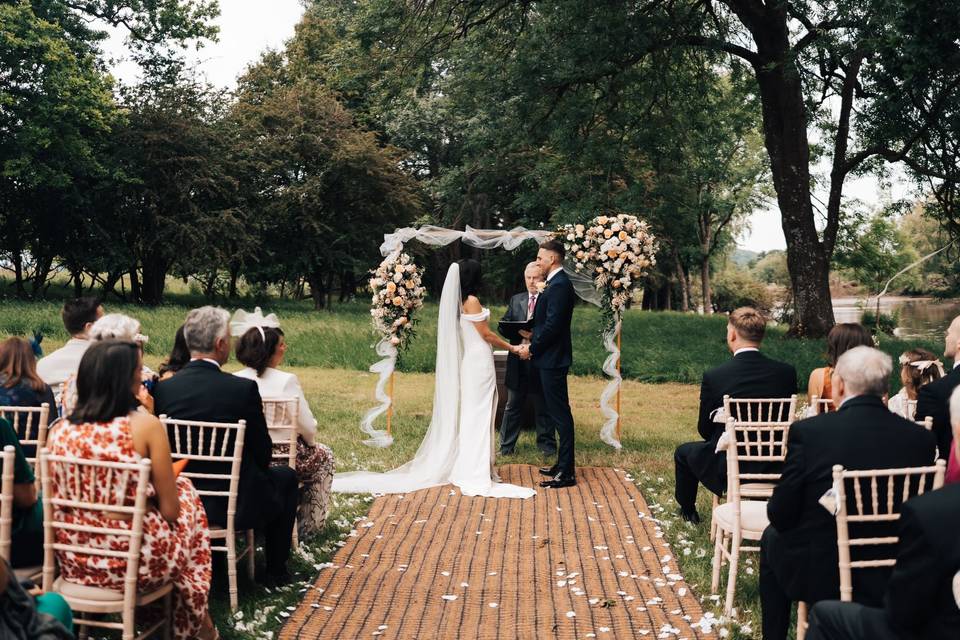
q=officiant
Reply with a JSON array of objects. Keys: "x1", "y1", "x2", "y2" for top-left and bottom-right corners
[{"x1": 498, "y1": 262, "x2": 557, "y2": 457}]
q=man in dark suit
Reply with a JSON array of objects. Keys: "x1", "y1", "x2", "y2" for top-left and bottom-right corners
[
  {"x1": 805, "y1": 481, "x2": 960, "y2": 640},
  {"x1": 518, "y1": 239, "x2": 577, "y2": 488},
  {"x1": 154, "y1": 306, "x2": 298, "y2": 585},
  {"x1": 498, "y1": 261, "x2": 556, "y2": 456},
  {"x1": 915, "y1": 315, "x2": 960, "y2": 459},
  {"x1": 760, "y1": 346, "x2": 938, "y2": 640},
  {"x1": 673, "y1": 307, "x2": 797, "y2": 523}
]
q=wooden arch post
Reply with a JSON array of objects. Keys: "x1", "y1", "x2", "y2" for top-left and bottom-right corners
[{"x1": 616, "y1": 324, "x2": 622, "y2": 442}]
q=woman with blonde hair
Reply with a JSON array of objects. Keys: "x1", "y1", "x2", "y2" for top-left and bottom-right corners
[{"x1": 59, "y1": 313, "x2": 156, "y2": 415}]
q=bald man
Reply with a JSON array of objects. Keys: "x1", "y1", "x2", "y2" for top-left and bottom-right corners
[
  {"x1": 916, "y1": 314, "x2": 960, "y2": 459},
  {"x1": 497, "y1": 262, "x2": 556, "y2": 457}
]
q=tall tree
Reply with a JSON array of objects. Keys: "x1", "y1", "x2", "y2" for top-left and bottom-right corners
[{"x1": 387, "y1": 0, "x2": 960, "y2": 336}]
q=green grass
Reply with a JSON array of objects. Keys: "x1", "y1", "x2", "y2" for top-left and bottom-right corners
[
  {"x1": 0, "y1": 299, "x2": 942, "y2": 391},
  {"x1": 0, "y1": 301, "x2": 943, "y2": 638}
]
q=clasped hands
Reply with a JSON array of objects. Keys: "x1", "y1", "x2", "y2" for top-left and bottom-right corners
[{"x1": 512, "y1": 344, "x2": 532, "y2": 360}]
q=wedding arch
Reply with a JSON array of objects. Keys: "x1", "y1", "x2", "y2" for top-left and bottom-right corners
[{"x1": 360, "y1": 220, "x2": 656, "y2": 451}]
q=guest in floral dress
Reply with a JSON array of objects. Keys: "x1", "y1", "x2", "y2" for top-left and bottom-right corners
[
  {"x1": 48, "y1": 340, "x2": 216, "y2": 640},
  {"x1": 231, "y1": 308, "x2": 335, "y2": 538}
]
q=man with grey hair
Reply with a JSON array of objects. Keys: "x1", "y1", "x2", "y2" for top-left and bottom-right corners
[
  {"x1": 497, "y1": 262, "x2": 556, "y2": 456},
  {"x1": 155, "y1": 306, "x2": 299, "y2": 586},
  {"x1": 916, "y1": 314, "x2": 960, "y2": 460},
  {"x1": 805, "y1": 386, "x2": 960, "y2": 640},
  {"x1": 758, "y1": 346, "x2": 937, "y2": 640}
]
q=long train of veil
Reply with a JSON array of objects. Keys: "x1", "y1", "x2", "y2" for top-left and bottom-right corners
[{"x1": 332, "y1": 263, "x2": 465, "y2": 494}]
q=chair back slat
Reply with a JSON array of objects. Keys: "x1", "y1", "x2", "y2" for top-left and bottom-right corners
[
  {"x1": 833, "y1": 460, "x2": 947, "y2": 601},
  {"x1": 0, "y1": 404, "x2": 50, "y2": 477},
  {"x1": 808, "y1": 395, "x2": 835, "y2": 415},
  {"x1": 0, "y1": 446, "x2": 16, "y2": 562},
  {"x1": 915, "y1": 416, "x2": 933, "y2": 431},
  {"x1": 262, "y1": 398, "x2": 298, "y2": 469},
  {"x1": 39, "y1": 449, "x2": 152, "y2": 598},
  {"x1": 159, "y1": 416, "x2": 245, "y2": 519}
]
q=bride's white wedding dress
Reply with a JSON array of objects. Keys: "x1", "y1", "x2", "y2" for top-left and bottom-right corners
[{"x1": 332, "y1": 263, "x2": 535, "y2": 499}]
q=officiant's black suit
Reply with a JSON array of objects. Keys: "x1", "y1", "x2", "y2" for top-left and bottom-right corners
[
  {"x1": 529, "y1": 269, "x2": 576, "y2": 478},
  {"x1": 915, "y1": 364, "x2": 960, "y2": 460},
  {"x1": 499, "y1": 291, "x2": 556, "y2": 455},
  {"x1": 806, "y1": 482, "x2": 960, "y2": 640},
  {"x1": 154, "y1": 360, "x2": 298, "y2": 577},
  {"x1": 674, "y1": 350, "x2": 797, "y2": 512},
  {"x1": 759, "y1": 396, "x2": 937, "y2": 640}
]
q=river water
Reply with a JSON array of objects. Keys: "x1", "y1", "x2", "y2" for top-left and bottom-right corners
[{"x1": 832, "y1": 296, "x2": 960, "y2": 339}]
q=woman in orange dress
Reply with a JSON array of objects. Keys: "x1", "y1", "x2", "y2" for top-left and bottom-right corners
[
  {"x1": 47, "y1": 340, "x2": 216, "y2": 640},
  {"x1": 807, "y1": 323, "x2": 874, "y2": 411}
]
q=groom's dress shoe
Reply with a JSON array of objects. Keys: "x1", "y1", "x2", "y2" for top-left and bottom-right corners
[
  {"x1": 538, "y1": 465, "x2": 558, "y2": 477},
  {"x1": 540, "y1": 475, "x2": 576, "y2": 489}
]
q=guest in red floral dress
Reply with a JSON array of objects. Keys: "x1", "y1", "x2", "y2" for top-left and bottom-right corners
[{"x1": 47, "y1": 340, "x2": 216, "y2": 640}]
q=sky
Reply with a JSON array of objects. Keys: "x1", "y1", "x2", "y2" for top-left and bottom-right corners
[{"x1": 103, "y1": 1, "x2": 913, "y2": 254}]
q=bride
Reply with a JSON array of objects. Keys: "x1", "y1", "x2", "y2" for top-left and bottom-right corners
[{"x1": 332, "y1": 259, "x2": 536, "y2": 499}]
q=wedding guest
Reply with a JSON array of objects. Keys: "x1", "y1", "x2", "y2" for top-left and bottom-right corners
[
  {"x1": 0, "y1": 557, "x2": 73, "y2": 638},
  {"x1": 232, "y1": 307, "x2": 335, "y2": 538},
  {"x1": 759, "y1": 346, "x2": 937, "y2": 640},
  {"x1": 48, "y1": 340, "x2": 216, "y2": 640},
  {"x1": 806, "y1": 323, "x2": 874, "y2": 412},
  {"x1": 36, "y1": 296, "x2": 103, "y2": 402},
  {"x1": 887, "y1": 348, "x2": 943, "y2": 419},
  {"x1": 673, "y1": 307, "x2": 797, "y2": 523},
  {"x1": 0, "y1": 416, "x2": 42, "y2": 568},
  {"x1": 154, "y1": 306, "x2": 298, "y2": 585},
  {"x1": 916, "y1": 315, "x2": 960, "y2": 460},
  {"x1": 805, "y1": 472, "x2": 960, "y2": 639},
  {"x1": 498, "y1": 262, "x2": 556, "y2": 457},
  {"x1": 0, "y1": 337, "x2": 56, "y2": 453},
  {"x1": 159, "y1": 325, "x2": 189, "y2": 381},
  {"x1": 59, "y1": 313, "x2": 155, "y2": 416}
]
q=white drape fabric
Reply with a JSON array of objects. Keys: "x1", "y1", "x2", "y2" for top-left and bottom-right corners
[
  {"x1": 599, "y1": 320, "x2": 624, "y2": 450},
  {"x1": 361, "y1": 225, "x2": 623, "y2": 450},
  {"x1": 336, "y1": 264, "x2": 464, "y2": 490}
]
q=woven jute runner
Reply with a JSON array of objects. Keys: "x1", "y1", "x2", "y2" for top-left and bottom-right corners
[{"x1": 281, "y1": 465, "x2": 710, "y2": 639}]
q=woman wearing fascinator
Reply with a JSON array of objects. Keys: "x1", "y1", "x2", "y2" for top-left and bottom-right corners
[
  {"x1": 888, "y1": 348, "x2": 945, "y2": 419},
  {"x1": 231, "y1": 308, "x2": 335, "y2": 538}
]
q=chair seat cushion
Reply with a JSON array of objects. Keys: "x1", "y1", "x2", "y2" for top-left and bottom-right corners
[
  {"x1": 713, "y1": 500, "x2": 770, "y2": 534},
  {"x1": 54, "y1": 577, "x2": 124, "y2": 602},
  {"x1": 54, "y1": 577, "x2": 172, "y2": 606}
]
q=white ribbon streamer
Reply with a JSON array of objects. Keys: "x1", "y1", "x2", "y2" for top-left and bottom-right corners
[
  {"x1": 598, "y1": 319, "x2": 624, "y2": 450},
  {"x1": 359, "y1": 338, "x2": 397, "y2": 448},
  {"x1": 363, "y1": 224, "x2": 624, "y2": 450}
]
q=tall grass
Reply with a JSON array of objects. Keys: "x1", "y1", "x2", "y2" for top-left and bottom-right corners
[{"x1": 0, "y1": 299, "x2": 942, "y2": 391}]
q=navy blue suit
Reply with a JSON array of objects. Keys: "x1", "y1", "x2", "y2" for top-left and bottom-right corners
[{"x1": 529, "y1": 269, "x2": 577, "y2": 477}]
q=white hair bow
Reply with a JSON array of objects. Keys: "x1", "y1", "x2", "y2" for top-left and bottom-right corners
[
  {"x1": 230, "y1": 307, "x2": 280, "y2": 341},
  {"x1": 909, "y1": 359, "x2": 945, "y2": 376}
]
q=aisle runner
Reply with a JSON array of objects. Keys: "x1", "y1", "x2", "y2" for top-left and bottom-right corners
[{"x1": 282, "y1": 466, "x2": 713, "y2": 639}]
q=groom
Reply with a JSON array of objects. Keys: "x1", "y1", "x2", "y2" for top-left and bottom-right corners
[{"x1": 518, "y1": 239, "x2": 577, "y2": 488}]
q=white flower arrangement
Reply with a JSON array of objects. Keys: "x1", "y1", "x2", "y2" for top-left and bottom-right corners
[
  {"x1": 559, "y1": 212, "x2": 658, "y2": 331},
  {"x1": 369, "y1": 252, "x2": 425, "y2": 350}
]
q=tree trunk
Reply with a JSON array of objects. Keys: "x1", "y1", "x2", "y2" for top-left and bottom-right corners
[
  {"x1": 742, "y1": 6, "x2": 835, "y2": 336},
  {"x1": 129, "y1": 267, "x2": 141, "y2": 303},
  {"x1": 228, "y1": 263, "x2": 240, "y2": 299},
  {"x1": 307, "y1": 269, "x2": 326, "y2": 310},
  {"x1": 30, "y1": 255, "x2": 53, "y2": 298},
  {"x1": 140, "y1": 256, "x2": 167, "y2": 305},
  {"x1": 12, "y1": 250, "x2": 25, "y2": 298},
  {"x1": 700, "y1": 257, "x2": 712, "y2": 314},
  {"x1": 325, "y1": 270, "x2": 336, "y2": 309},
  {"x1": 674, "y1": 251, "x2": 690, "y2": 312}
]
